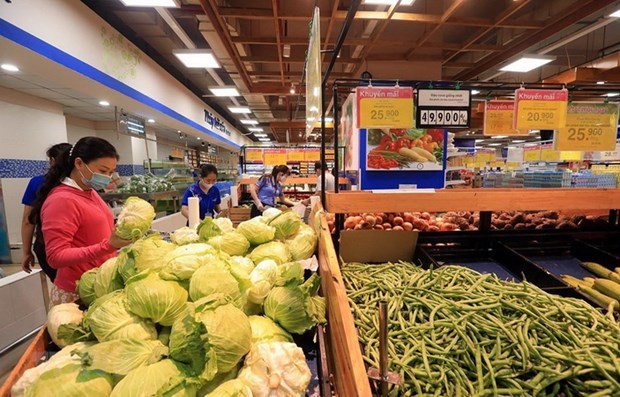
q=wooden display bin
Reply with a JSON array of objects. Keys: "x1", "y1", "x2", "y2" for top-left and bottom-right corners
[{"x1": 228, "y1": 206, "x2": 251, "y2": 226}]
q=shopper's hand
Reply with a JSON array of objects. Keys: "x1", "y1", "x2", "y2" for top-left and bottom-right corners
[
  {"x1": 21, "y1": 251, "x2": 34, "y2": 273},
  {"x1": 109, "y1": 233, "x2": 133, "y2": 249},
  {"x1": 257, "y1": 203, "x2": 265, "y2": 212}
]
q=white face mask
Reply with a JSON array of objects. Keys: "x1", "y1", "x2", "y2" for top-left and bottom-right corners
[{"x1": 200, "y1": 181, "x2": 214, "y2": 191}]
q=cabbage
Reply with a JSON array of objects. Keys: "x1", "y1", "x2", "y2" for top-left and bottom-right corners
[
  {"x1": 206, "y1": 380, "x2": 252, "y2": 397},
  {"x1": 84, "y1": 291, "x2": 157, "y2": 342},
  {"x1": 24, "y1": 363, "x2": 113, "y2": 397},
  {"x1": 158, "y1": 326, "x2": 172, "y2": 347},
  {"x1": 196, "y1": 368, "x2": 238, "y2": 396},
  {"x1": 248, "y1": 316, "x2": 292, "y2": 345},
  {"x1": 189, "y1": 261, "x2": 247, "y2": 307},
  {"x1": 237, "y1": 219, "x2": 275, "y2": 245},
  {"x1": 197, "y1": 217, "x2": 222, "y2": 241},
  {"x1": 247, "y1": 241, "x2": 290, "y2": 265},
  {"x1": 276, "y1": 261, "x2": 304, "y2": 286},
  {"x1": 261, "y1": 208, "x2": 282, "y2": 221},
  {"x1": 118, "y1": 234, "x2": 176, "y2": 282},
  {"x1": 76, "y1": 268, "x2": 98, "y2": 306},
  {"x1": 47, "y1": 303, "x2": 84, "y2": 348},
  {"x1": 171, "y1": 227, "x2": 200, "y2": 245},
  {"x1": 285, "y1": 224, "x2": 317, "y2": 261},
  {"x1": 227, "y1": 256, "x2": 255, "y2": 277},
  {"x1": 110, "y1": 359, "x2": 196, "y2": 397},
  {"x1": 247, "y1": 260, "x2": 279, "y2": 305},
  {"x1": 268, "y1": 211, "x2": 302, "y2": 240},
  {"x1": 238, "y1": 342, "x2": 311, "y2": 397},
  {"x1": 115, "y1": 196, "x2": 156, "y2": 241},
  {"x1": 263, "y1": 273, "x2": 325, "y2": 334},
  {"x1": 169, "y1": 298, "x2": 251, "y2": 380},
  {"x1": 160, "y1": 243, "x2": 216, "y2": 282},
  {"x1": 213, "y1": 218, "x2": 234, "y2": 234},
  {"x1": 12, "y1": 342, "x2": 93, "y2": 397},
  {"x1": 208, "y1": 232, "x2": 250, "y2": 256},
  {"x1": 125, "y1": 272, "x2": 189, "y2": 326},
  {"x1": 93, "y1": 257, "x2": 123, "y2": 299},
  {"x1": 75, "y1": 338, "x2": 168, "y2": 376}
]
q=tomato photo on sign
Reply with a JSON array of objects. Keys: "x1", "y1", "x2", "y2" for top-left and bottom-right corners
[{"x1": 426, "y1": 129, "x2": 445, "y2": 142}]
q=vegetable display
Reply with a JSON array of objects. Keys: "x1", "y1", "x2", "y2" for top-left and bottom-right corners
[
  {"x1": 342, "y1": 262, "x2": 620, "y2": 396},
  {"x1": 562, "y1": 262, "x2": 620, "y2": 310},
  {"x1": 14, "y1": 207, "x2": 322, "y2": 397},
  {"x1": 115, "y1": 172, "x2": 174, "y2": 194},
  {"x1": 367, "y1": 128, "x2": 443, "y2": 170}
]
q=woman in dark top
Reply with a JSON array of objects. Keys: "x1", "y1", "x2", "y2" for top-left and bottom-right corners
[{"x1": 249, "y1": 164, "x2": 295, "y2": 217}]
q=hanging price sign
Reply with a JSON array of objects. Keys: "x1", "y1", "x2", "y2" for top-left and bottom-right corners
[
  {"x1": 304, "y1": 149, "x2": 321, "y2": 162},
  {"x1": 245, "y1": 148, "x2": 263, "y2": 163},
  {"x1": 416, "y1": 89, "x2": 470, "y2": 128},
  {"x1": 263, "y1": 149, "x2": 287, "y2": 166},
  {"x1": 523, "y1": 145, "x2": 541, "y2": 162},
  {"x1": 483, "y1": 100, "x2": 525, "y2": 136},
  {"x1": 555, "y1": 102, "x2": 619, "y2": 151},
  {"x1": 540, "y1": 145, "x2": 560, "y2": 162},
  {"x1": 514, "y1": 88, "x2": 568, "y2": 130},
  {"x1": 287, "y1": 150, "x2": 305, "y2": 162},
  {"x1": 356, "y1": 86, "x2": 414, "y2": 129}
]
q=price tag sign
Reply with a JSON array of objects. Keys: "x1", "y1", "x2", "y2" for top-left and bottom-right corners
[
  {"x1": 304, "y1": 149, "x2": 321, "y2": 162},
  {"x1": 287, "y1": 150, "x2": 305, "y2": 162},
  {"x1": 483, "y1": 100, "x2": 525, "y2": 136},
  {"x1": 560, "y1": 151, "x2": 582, "y2": 161},
  {"x1": 523, "y1": 145, "x2": 541, "y2": 162},
  {"x1": 356, "y1": 87, "x2": 414, "y2": 129},
  {"x1": 540, "y1": 145, "x2": 560, "y2": 162},
  {"x1": 245, "y1": 148, "x2": 263, "y2": 163},
  {"x1": 514, "y1": 89, "x2": 568, "y2": 130},
  {"x1": 263, "y1": 149, "x2": 287, "y2": 166},
  {"x1": 555, "y1": 102, "x2": 619, "y2": 151},
  {"x1": 416, "y1": 89, "x2": 470, "y2": 128}
]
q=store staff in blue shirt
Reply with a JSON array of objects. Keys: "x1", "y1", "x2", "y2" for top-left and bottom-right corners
[
  {"x1": 250, "y1": 164, "x2": 295, "y2": 217},
  {"x1": 181, "y1": 164, "x2": 221, "y2": 220}
]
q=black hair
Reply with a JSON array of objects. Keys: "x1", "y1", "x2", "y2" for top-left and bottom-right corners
[
  {"x1": 259, "y1": 164, "x2": 290, "y2": 184},
  {"x1": 29, "y1": 137, "x2": 119, "y2": 224},
  {"x1": 314, "y1": 161, "x2": 326, "y2": 171},
  {"x1": 199, "y1": 164, "x2": 218, "y2": 178},
  {"x1": 46, "y1": 143, "x2": 72, "y2": 161}
]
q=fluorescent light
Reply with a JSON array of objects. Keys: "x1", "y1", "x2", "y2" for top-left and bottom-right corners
[
  {"x1": 597, "y1": 81, "x2": 606, "y2": 85},
  {"x1": 604, "y1": 93, "x2": 620, "y2": 97},
  {"x1": 1, "y1": 63, "x2": 19, "y2": 72},
  {"x1": 228, "y1": 106, "x2": 251, "y2": 114},
  {"x1": 610, "y1": 9, "x2": 620, "y2": 17},
  {"x1": 173, "y1": 49, "x2": 219, "y2": 68},
  {"x1": 254, "y1": 133, "x2": 268, "y2": 137},
  {"x1": 209, "y1": 86, "x2": 240, "y2": 97},
  {"x1": 147, "y1": 119, "x2": 155, "y2": 123},
  {"x1": 249, "y1": 127, "x2": 264, "y2": 132},
  {"x1": 492, "y1": 135, "x2": 508, "y2": 139},
  {"x1": 363, "y1": 0, "x2": 415, "y2": 5},
  {"x1": 120, "y1": 0, "x2": 179, "y2": 6},
  {"x1": 471, "y1": 90, "x2": 480, "y2": 95},
  {"x1": 499, "y1": 55, "x2": 555, "y2": 73},
  {"x1": 529, "y1": 129, "x2": 540, "y2": 134},
  {"x1": 98, "y1": 100, "x2": 110, "y2": 106},
  {"x1": 240, "y1": 119, "x2": 259, "y2": 125},
  {"x1": 196, "y1": 137, "x2": 201, "y2": 140},
  {"x1": 258, "y1": 138, "x2": 270, "y2": 142},
  {"x1": 513, "y1": 140, "x2": 527, "y2": 143},
  {"x1": 283, "y1": 44, "x2": 291, "y2": 58},
  {"x1": 475, "y1": 139, "x2": 485, "y2": 142},
  {"x1": 487, "y1": 143, "x2": 502, "y2": 146}
]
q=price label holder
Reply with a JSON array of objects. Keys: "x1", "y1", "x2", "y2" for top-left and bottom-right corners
[
  {"x1": 555, "y1": 102, "x2": 619, "y2": 151},
  {"x1": 356, "y1": 86, "x2": 414, "y2": 128},
  {"x1": 416, "y1": 89, "x2": 471, "y2": 128},
  {"x1": 263, "y1": 149, "x2": 287, "y2": 166},
  {"x1": 483, "y1": 100, "x2": 525, "y2": 136},
  {"x1": 514, "y1": 88, "x2": 568, "y2": 130},
  {"x1": 245, "y1": 148, "x2": 264, "y2": 163}
]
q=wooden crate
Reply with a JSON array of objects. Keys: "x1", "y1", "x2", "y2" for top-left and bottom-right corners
[
  {"x1": 228, "y1": 206, "x2": 251, "y2": 226},
  {"x1": 316, "y1": 210, "x2": 372, "y2": 397},
  {"x1": 0, "y1": 327, "x2": 51, "y2": 397}
]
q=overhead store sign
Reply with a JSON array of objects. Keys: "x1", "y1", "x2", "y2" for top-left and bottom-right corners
[
  {"x1": 483, "y1": 100, "x2": 524, "y2": 136},
  {"x1": 263, "y1": 149, "x2": 287, "y2": 166},
  {"x1": 356, "y1": 86, "x2": 414, "y2": 129},
  {"x1": 204, "y1": 110, "x2": 232, "y2": 136},
  {"x1": 245, "y1": 148, "x2": 263, "y2": 163},
  {"x1": 304, "y1": 148, "x2": 321, "y2": 162},
  {"x1": 416, "y1": 89, "x2": 470, "y2": 128},
  {"x1": 287, "y1": 150, "x2": 305, "y2": 162},
  {"x1": 513, "y1": 88, "x2": 568, "y2": 130},
  {"x1": 554, "y1": 102, "x2": 619, "y2": 151}
]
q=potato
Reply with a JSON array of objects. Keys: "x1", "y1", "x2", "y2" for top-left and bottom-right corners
[
  {"x1": 514, "y1": 223, "x2": 526, "y2": 230},
  {"x1": 382, "y1": 222, "x2": 392, "y2": 229},
  {"x1": 427, "y1": 225, "x2": 440, "y2": 232},
  {"x1": 393, "y1": 225, "x2": 404, "y2": 231},
  {"x1": 510, "y1": 214, "x2": 525, "y2": 226},
  {"x1": 373, "y1": 224, "x2": 384, "y2": 230},
  {"x1": 440, "y1": 223, "x2": 457, "y2": 232},
  {"x1": 402, "y1": 222, "x2": 413, "y2": 231},
  {"x1": 393, "y1": 216, "x2": 404, "y2": 226},
  {"x1": 365, "y1": 215, "x2": 376, "y2": 227}
]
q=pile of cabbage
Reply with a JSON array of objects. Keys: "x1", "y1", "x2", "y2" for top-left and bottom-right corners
[{"x1": 15, "y1": 207, "x2": 323, "y2": 397}]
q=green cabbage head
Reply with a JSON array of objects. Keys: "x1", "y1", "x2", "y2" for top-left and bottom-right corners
[
  {"x1": 285, "y1": 224, "x2": 317, "y2": 261},
  {"x1": 227, "y1": 256, "x2": 255, "y2": 277},
  {"x1": 125, "y1": 272, "x2": 189, "y2": 326},
  {"x1": 117, "y1": 234, "x2": 176, "y2": 282},
  {"x1": 248, "y1": 315, "x2": 292, "y2": 345},
  {"x1": 93, "y1": 257, "x2": 124, "y2": 299},
  {"x1": 76, "y1": 268, "x2": 98, "y2": 306},
  {"x1": 206, "y1": 380, "x2": 252, "y2": 397},
  {"x1": 110, "y1": 359, "x2": 196, "y2": 397},
  {"x1": 197, "y1": 217, "x2": 222, "y2": 241},
  {"x1": 247, "y1": 241, "x2": 291, "y2": 265},
  {"x1": 170, "y1": 226, "x2": 200, "y2": 245},
  {"x1": 24, "y1": 363, "x2": 113, "y2": 397},
  {"x1": 268, "y1": 211, "x2": 302, "y2": 240},
  {"x1": 237, "y1": 218, "x2": 275, "y2": 245},
  {"x1": 208, "y1": 231, "x2": 250, "y2": 256},
  {"x1": 159, "y1": 243, "x2": 216, "y2": 282},
  {"x1": 247, "y1": 260, "x2": 279, "y2": 305},
  {"x1": 75, "y1": 338, "x2": 168, "y2": 376},
  {"x1": 115, "y1": 196, "x2": 156, "y2": 241},
  {"x1": 189, "y1": 260, "x2": 248, "y2": 307}
]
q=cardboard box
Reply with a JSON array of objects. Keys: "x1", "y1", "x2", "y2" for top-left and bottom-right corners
[{"x1": 339, "y1": 229, "x2": 419, "y2": 263}]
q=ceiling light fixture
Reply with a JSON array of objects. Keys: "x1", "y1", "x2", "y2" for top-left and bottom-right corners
[
  {"x1": 597, "y1": 81, "x2": 606, "y2": 85},
  {"x1": 258, "y1": 138, "x2": 270, "y2": 142},
  {"x1": 147, "y1": 119, "x2": 155, "y2": 123},
  {"x1": 254, "y1": 133, "x2": 268, "y2": 137},
  {"x1": 0, "y1": 63, "x2": 19, "y2": 72},
  {"x1": 283, "y1": 44, "x2": 291, "y2": 58},
  {"x1": 513, "y1": 140, "x2": 527, "y2": 143},
  {"x1": 604, "y1": 92, "x2": 620, "y2": 97},
  {"x1": 228, "y1": 106, "x2": 252, "y2": 114},
  {"x1": 492, "y1": 135, "x2": 508, "y2": 139},
  {"x1": 499, "y1": 54, "x2": 555, "y2": 73},
  {"x1": 197, "y1": 136, "x2": 201, "y2": 140},
  {"x1": 487, "y1": 143, "x2": 502, "y2": 146},
  {"x1": 363, "y1": 0, "x2": 415, "y2": 5},
  {"x1": 173, "y1": 49, "x2": 220, "y2": 68},
  {"x1": 208, "y1": 86, "x2": 240, "y2": 97},
  {"x1": 98, "y1": 100, "x2": 110, "y2": 106},
  {"x1": 290, "y1": 85, "x2": 296, "y2": 94},
  {"x1": 119, "y1": 0, "x2": 179, "y2": 6},
  {"x1": 249, "y1": 127, "x2": 264, "y2": 132},
  {"x1": 529, "y1": 129, "x2": 540, "y2": 134},
  {"x1": 471, "y1": 90, "x2": 481, "y2": 95},
  {"x1": 610, "y1": 8, "x2": 620, "y2": 17},
  {"x1": 240, "y1": 119, "x2": 259, "y2": 125}
]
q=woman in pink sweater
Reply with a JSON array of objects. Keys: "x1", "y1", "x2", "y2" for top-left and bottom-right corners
[{"x1": 29, "y1": 137, "x2": 132, "y2": 305}]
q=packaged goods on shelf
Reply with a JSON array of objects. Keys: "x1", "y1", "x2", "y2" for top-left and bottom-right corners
[
  {"x1": 571, "y1": 171, "x2": 617, "y2": 188},
  {"x1": 592, "y1": 164, "x2": 620, "y2": 186}
]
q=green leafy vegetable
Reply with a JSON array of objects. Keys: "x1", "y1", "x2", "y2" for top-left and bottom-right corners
[
  {"x1": 268, "y1": 211, "x2": 302, "y2": 240},
  {"x1": 110, "y1": 359, "x2": 196, "y2": 397},
  {"x1": 285, "y1": 224, "x2": 317, "y2": 261},
  {"x1": 93, "y1": 257, "x2": 124, "y2": 299},
  {"x1": 76, "y1": 268, "x2": 98, "y2": 306},
  {"x1": 247, "y1": 241, "x2": 291, "y2": 265},
  {"x1": 75, "y1": 338, "x2": 168, "y2": 376},
  {"x1": 47, "y1": 303, "x2": 84, "y2": 348},
  {"x1": 117, "y1": 234, "x2": 176, "y2": 282},
  {"x1": 236, "y1": 219, "x2": 275, "y2": 246},
  {"x1": 205, "y1": 379, "x2": 252, "y2": 397},
  {"x1": 208, "y1": 232, "x2": 250, "y2": 256},
  {"x1": 115, "y1": 196, "x2": 156, "y2": 241},
  {"x1": 25, "y1": 363, "x2": 113, "y2": 397},
  {"x1": 189, "y1": 261, "x2": 247, "y2": 307},
  {"x1": 160, "y1": 243, "x2": 216, "y2": 283},
  {"x1": 125, "y1": 272, "x2": 189, "y2": 326},
  {"x1": 248, "y1": 316, "x2": 292, "y2": 345},
  {"x1": 197, "y1": 217, "x2": 222, "y2": 241},
  {"x1": 247, "y1": 260, "x2": 279, "y2": 305},
  {"x1": 170, "y1": 227, "x2": 200, "y2": 245}
]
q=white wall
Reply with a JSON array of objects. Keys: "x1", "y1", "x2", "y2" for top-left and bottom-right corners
[{"x1": 0, "y1": 87, "x2": 68, "y2": 245}]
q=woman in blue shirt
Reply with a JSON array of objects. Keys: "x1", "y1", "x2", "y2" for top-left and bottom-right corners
[
  {"x1": 181, "y1": 164, "x2": 221, "y2": 220},
  {"x1": 250, "y1": 164, "x2": 295, "y2": 217}
]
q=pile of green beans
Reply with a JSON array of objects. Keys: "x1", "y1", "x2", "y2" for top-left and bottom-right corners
[{"x1": 342, "y1": 262, "x2": 620, "y2": 396}]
